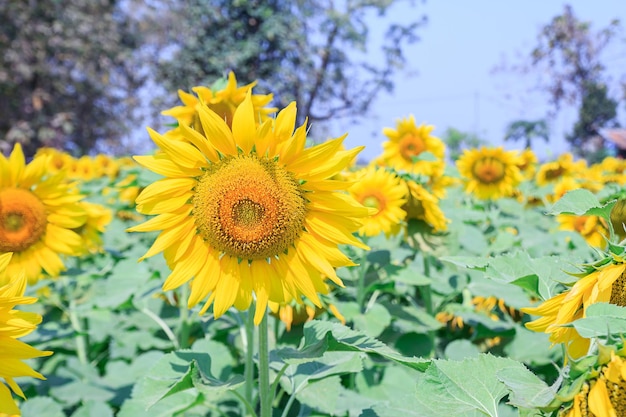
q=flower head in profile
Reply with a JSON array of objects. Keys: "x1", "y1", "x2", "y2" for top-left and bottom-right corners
[
  {"x1": 523, "y1": 255, "x2": 626, "y2": 360},
  {"x1": 0, "y1": 144, "x2": 87, "y2": 284},
  {"x1": 456, "y1": 147, "x2": 523, "y2": 200},
  {"x1": 162, "y1": 71, "x2": 276, "y2": 130},
  {"x1": 129, "y1": 92, "x2": 370, "y2": 324},
  {"x1": 403, "y1": 180, "x2": 449, "y2": 233},
  {"x1": 74, "y1": 201, "x2": 113, "y2": 254},
  {"x1": 348, "y1": 167, "x2": 407, "y2": 237},
  {"x1": 377, "y1": 116, "x2": 445, "y2": 176},
  {"x1": 0, "y1": 253, "x2": 53, "y2": 415},
  {"x1": 516, "y1": 148, "x2": 538, "y2": 180}
]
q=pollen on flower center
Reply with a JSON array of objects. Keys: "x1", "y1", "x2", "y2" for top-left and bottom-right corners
[
  {"x1": 610, "y1": 271, "x2": 626, "y2": 306},
  {"x1": 192, "y1": 154, "x2": 307, "y2": 260},
  {"x1": 399, "y1": 134, "x2": 425, "y2": 161},
  {"x1": 0, "y1": 188, "x2": 48, "y2": 252},
  {"x1": 472, "y1": 158, "x2": 505, "y2": 184},
  {"x1": 361, "y1": 194, "x2": 384, "y2": 214}
]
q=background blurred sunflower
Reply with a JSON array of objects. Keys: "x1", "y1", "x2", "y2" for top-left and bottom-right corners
[
  {"x1": 129, "y1": 92, "x2": 370, "y2": 324},
  {"x1": 348, "y1": 167, "x2": 407, "y2": 237},
  {"x1": 557, "y1": 213, "x2": 609, "y2": 249},
  {"x1": 0, "y1": 253, "x2": 52, "y2": 415},
  {"x1": 376, "y1": 116, "x2": 445, "y2": 177},
  {"x1": 0, "y1": 144, "x2": 87, "y2": 284},
  {"x1": 523, "y1": 257, "x2": 626, "y2": 359},
  {"x1": 456, "y1": 146, "x2": 523, "y2": 200}
]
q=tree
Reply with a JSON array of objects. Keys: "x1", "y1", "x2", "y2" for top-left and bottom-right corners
[
  {"x1": 497, "y1": 4, "x2": 622, "y2": 158},
  {"x1": 0, "y1": 0, "x2": 147, "y2": 157},
  {"x1": 566, "y1": 81, "x2": 618, "y2": 162},
  {"x1": 441, "y1": 127, "x2": 486, "y2": 161},
  {"x1": 504, "y1": 119, "x2": 549, "y2": 150},
  {"x1": 151, "y1": 0, "x2": 425, "y2": 138}
]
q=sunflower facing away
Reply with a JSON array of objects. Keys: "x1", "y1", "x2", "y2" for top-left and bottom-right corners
[
  {"x1": 348, "y1": 167, "x2": 407, "y2": 237},
  {"x1": 377, "y1": 116, "x2": 445, "y2": 177},
  {"x1": 0, "y1": 253, "x2": 52, "y2": 415},
  {"x1": 523, "y1": 255, "x2": 626, "y2": 360},
  {"x1": 0, "y1": 144, "x2": 87, "y2": 285},
  {"x1": 403, "y1": 180, "x2": 449, "y2": 233},
  {"x1": 129, "y1": 92, "x2": 371, "y2": 324},
  {"x1": 456, "y1": 147, "x2": 523, "y2": 200}
]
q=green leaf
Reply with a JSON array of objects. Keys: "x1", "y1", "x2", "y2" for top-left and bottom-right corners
[
  {"x1": 547, "y1": 189, "x2": 616, "y2": 225},
  {"x1": 374, "y1": 354, "x2": 529, "y2": 417},
  {"x1": 439, "y1": 255, "x2": 489, "y2": 270},
  {"x1": 132, "y1": 350, "x2": 243, "y2": 410},
  {"x1": 341, "y1": 302, "x2": 392, "y2": 338},
  {"x1": 496, "y1": 366, "x2": 556, "y2": 409},
  {"x1": 71, "y1": 400, "x2": 114, "y2": 417},
  {"x1": 20, "y1": 397, "x2": 65, "y2": 417},
  {"x1": 571, "y1": 302, "x2": 626, "y2": 339},
  {"x1": 443, "y1": 339, "x2": 480, "y2": 360},
  {"x1": 301, "y1": 320, "x2": 430, "y2": 371}
]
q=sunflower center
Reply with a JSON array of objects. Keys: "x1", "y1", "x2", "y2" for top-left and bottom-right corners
[
  {"x1": 192, "y1": 154, "x2": 307, "y2": 260},
  {"x1": 544, "y1": 166, "x2": 564, "y2": 180},
  {"x1": 610, "y1": 271, "x2": 626, "y2": 306},
  {"x1": 0, "y1": 188, "x2": 48, "y2": 252},
  {"x1": 472, "y1": 158, "x2": 506, "y2": 184},
  {"x1": 361, "y1": 194, "x2": 385, "y2": 216},
  {"x1": 399, "y1": 134, "x2": 425, "y2": 161}
]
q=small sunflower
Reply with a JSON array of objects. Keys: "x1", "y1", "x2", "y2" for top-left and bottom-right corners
[
  {"x1": 523, "y1": 255, "x2": 626, "y2": 360},
  {"x1": 0, "y1": 144, "x2": 87, "y2": 284},
  {"x1": 516, "y1": 148, "x2": 538, "y2": 180},
  {"x1": 403, "y1": 180, "x2": 449, "y2": 232},
  {"x1": 557, "y1": 214, "x2": 609, "y2": 249},
  {"x1": 348, "y1": 167, "x2": 407, "y2": 237},
  {"x1": 558, "y1": 347, "x2": 626, "y2": 417},
  {"x1": 268, "y1": 298, "x2": 345, "y2": 332},
  {"x1": 456, "y1": 147, "x2": 523, "y2": 200},
  {"x1": 129, "y1": 92, "x2": 370, "y2": 324},
  {"x1": 74, "y1": 201, "x2": 113, "y2": 254},
  {"x1": 162, "y1": 71, "x2": 276, "y2": 130},
  {"x1": 0, "y1": 253, "x2": 53, "y2": 415},
  {"x1": 535, "y1": 153, "x2": 587, "y2": 187},
  {"x1": 378, "y1": 116, "x2": 445, "y2": 176}
]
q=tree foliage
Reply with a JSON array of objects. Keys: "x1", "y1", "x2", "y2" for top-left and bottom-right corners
[
  {"x1": 504, "y1": 120, "x2": 549, "y2": 150},
  {"x1": 152, "y1": 0, "x2": 425, "y2": 137},
  {"x1": 0, "y1": 0, "x2": 147, "y2": 157},
  {"x1": 441, "y1": 127, "x2": 486, "y2": 161}
]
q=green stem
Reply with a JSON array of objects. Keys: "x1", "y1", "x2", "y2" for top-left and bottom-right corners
[
  {"x1": 178, "y1": 283, "x2": 191, "y2": 349},
  {"x1": 258, "y1": 311, "x2": 272, "y2": 417},
  {"x1": 68, "y1": 300, "x2": 88, "y2": 365},
  {"x1": 244, "y1": 310, "x2": 255, "y2": 409},
  {"x1": 421, "y1": 255, "x2": 435, "y2": 358},
  {"x1": 356, "y1": 248, "x2": 369, "y2": 312}
]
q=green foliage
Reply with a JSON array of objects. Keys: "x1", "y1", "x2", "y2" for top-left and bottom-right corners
[
  {"x1": 441, "y1": 127, "x2": 486, "y2": 161},
  {"x1": 0, "y1": 1, "x2": 147, "y2": 156},
  {"x1": 504, "y1": 119, "x2": 549, "y2": 150},
  {"x1": 152, "y1": 0, "x2": 425, "y2": 137}
]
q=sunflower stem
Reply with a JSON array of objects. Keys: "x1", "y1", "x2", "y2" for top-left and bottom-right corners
[
  {"x1": 421, "y1": 254, "x2": 436, "y2": 358},
  {"x1": 243, "y1": 309, "x2": 255, "y2": 410},
  {"x1": 178, "y1": 283, "x2": 191, "y2": 349},
  {"x1": 258, "y1": 310, "x2": 272, "y2": 417},
  {"x1": 68, "y1": 299, "x2": 89, "y2": 365},
  {"x1": 356, "y1": 247, "x2": 369, "y2": 312}
]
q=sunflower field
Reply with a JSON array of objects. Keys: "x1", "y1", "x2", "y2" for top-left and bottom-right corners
[{"x1": 3, "y1": 74, "x2": 626, "y2": 417}]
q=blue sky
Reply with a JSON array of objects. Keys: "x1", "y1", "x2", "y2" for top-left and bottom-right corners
[{"x1": 338, "y1": 1, "x2": 626, "y2": 162}]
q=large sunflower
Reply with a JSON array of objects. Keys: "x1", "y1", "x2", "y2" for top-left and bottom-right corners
[
  {"x1": 162, "y1": 71, "x2": 275, "y2": 130},
  {"x1": 377, "y1": 116, "x2": 445, "y2": 176},
  {"x1": 523, "y1": 255, "x2": 626, "y2": 359},
  {"x1": 456, "y1": 147, "x2": 523, "y2": 200},
  {"x1": 129, "y1": 93, "x2": 371, "y2": 324},
  {"x1": 0, "y1": 144, "x2": 87, "y2": 285},
  {"x1": 0, "y1": 253, "x2": 53, "y2": 415},
  {"x1": 348, "y1": 167, "x2": 407, "y2": 237}
]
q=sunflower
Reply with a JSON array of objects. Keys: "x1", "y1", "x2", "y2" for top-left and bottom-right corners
[
  {"x1": 516, "y1": 148, "x2": 538, "y2": 180},
  {"x1": 162, "y1": 71, "x2": 275, "y2": 131},
  {"x1": 348, "y1": 167, "x2": 407, "y2": 237},
  {"x1": 0, "y1": 253, "x2": 53, "y2": 415},
  {"x1": 535, "y1": 152, "x2": 587, "y2": 187},
  {"x1": 268, "y1": 298, "x2": 345, "y2": 332},
  {"x1": 377, "y1": 116, "x2": 445, "y2": 176},
  {"x1": 74, "y1": 202, "x2": 113, "y2": 254},
  {"x1": 403, "y1": 180, "x2": 449, "y2": 232},
  {"x1": 129, "y1": 93, "x2": 371, "y2": 324},
  {"x1": 456, "y1": 147, "x2": 523, "y2": 200},
  {"x1": 523, "y1": 256, "x2": 626, "y2": 360},
  {"x1": 557, "y1": 214, "x2": 609, "y2": 249},
  {"x1": 0, "y1": 144, "x2": 87, "y2": 285},
  {"x1": 558, "y1": 347, "x2": 626, "y2": 417}
]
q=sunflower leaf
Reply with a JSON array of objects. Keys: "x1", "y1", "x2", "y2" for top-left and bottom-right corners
[
  {"x1": 547, "y1": 189, "x2": 616, "y2": 225},
  {"x1": 301, "y1": 320, "x2": 430, "y2": 371},
  {"x1": 571, "y1": 302, "x2": 626, "y2": 339}
]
